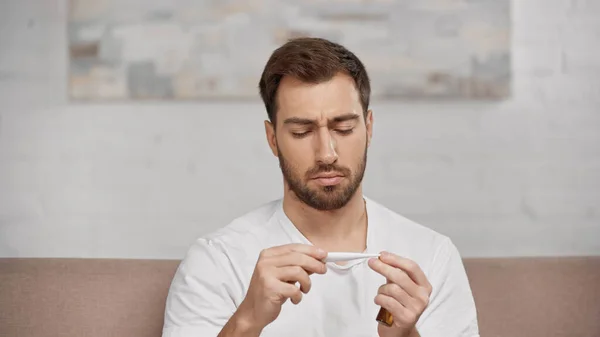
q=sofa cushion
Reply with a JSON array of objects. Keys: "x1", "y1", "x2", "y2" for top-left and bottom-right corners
[
  {"x1": 464, "y1": 256, "x2": 600, "y2": 337},
  {"x1": 0, "y1": 258, "x2": 178, "y2": 337}
]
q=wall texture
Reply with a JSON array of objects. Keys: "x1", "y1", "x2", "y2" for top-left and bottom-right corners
[{"x1": 1, "y1": 0, "x2": 599, "y2": 259}]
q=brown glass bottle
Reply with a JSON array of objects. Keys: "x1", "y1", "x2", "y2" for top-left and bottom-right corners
[{"x1": 376, "y1": 307, "x2": 393, "y2": 327}]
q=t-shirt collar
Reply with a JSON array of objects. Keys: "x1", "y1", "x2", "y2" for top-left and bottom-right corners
[{"x1": 274, "y1": 196, "x2": 379, "y2": 269}]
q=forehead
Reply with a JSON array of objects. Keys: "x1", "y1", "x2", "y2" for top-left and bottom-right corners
[{"x1": 275, "y1": 73, "x2": 363, "y2": 123}]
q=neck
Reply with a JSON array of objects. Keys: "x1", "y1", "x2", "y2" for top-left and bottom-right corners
[{"x1": 282, "y1": 187, "x2": 368, "y2": 253}]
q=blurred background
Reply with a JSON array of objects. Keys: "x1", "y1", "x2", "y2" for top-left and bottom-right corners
[{"x1": 0, "y1": 0, "x2": 598, "y2": 260}]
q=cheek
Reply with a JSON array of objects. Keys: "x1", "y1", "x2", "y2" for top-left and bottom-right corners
[
  {"x1": 336, "y1": 134, "x2": 366, "y2": 158},
  {"x1": 280, "y1": 141, "x2": 314, "y2": 170}
]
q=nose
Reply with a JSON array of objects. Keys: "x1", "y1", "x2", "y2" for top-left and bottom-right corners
[{"x1": 315, "y1": 128, "x2": 338, "y2": 165}]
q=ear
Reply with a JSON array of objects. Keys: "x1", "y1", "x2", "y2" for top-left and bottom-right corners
[
  {"x1": 264, "y1": 120, "x2": 278, "y2": 157},
  {"x1": 365, "y1": 109, "x2": 374, "y2": 147}
]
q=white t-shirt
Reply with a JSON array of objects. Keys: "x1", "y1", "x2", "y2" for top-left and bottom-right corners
[{"x1": 162, "y1": 197, "x2": 480, "y2": 337}]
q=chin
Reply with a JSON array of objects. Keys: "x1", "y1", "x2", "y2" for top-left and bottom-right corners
[{"x1": 316, "y1": 187, "x2": 351, "y2": 200}]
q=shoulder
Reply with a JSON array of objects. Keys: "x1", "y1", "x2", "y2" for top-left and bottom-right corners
[
  {"x1": 366, "y1": 196, "x2": 450, "y2": 243},
  {"x1": 182, "y1": 199, "x2": 285, "y2": 264},
  {"x1": 203, "y1": 199, "x2": 283, "y2": 242},
  {"x1": 365, "y1": 197, "x2": 456, "y2": 269}
]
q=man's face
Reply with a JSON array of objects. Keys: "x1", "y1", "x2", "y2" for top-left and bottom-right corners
[{"x1": 265, "y1": 73, "x2": 373, "y2": 211}]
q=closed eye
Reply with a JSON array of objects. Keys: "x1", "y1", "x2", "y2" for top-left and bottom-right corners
[
  {"x1": 292, "y1": 131, "x2": 311, "y2": 138},
  {"x1": 336, "y1": 129, "x2": 354, "y2": 135}
]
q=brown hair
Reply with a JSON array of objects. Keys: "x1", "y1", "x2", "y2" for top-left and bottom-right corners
[{"x1": 258, "y1": 37, "x2": 371, "y2": 126}]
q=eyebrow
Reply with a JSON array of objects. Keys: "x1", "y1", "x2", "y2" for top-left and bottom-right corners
[{"x1": 283, "y1": 113, "x2": 360, "y2": 126}]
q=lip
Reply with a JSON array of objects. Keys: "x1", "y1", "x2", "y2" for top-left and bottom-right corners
[
  {"x1": 312, "y1": 172, "x2": 344, "y2": 179},
  {"x1": 312, "y1": 173, "x2": 344, "y2": 186}
]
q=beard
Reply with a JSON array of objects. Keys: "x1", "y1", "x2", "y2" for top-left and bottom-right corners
[{"x1": 277, "y1": 143, "x2": 367, "y2": 211}]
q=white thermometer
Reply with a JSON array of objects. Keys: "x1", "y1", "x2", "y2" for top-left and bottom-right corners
[{"x1": 324, "y1": 252, "x2": 380, "y2": 263}]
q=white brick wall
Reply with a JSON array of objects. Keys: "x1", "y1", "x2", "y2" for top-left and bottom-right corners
[{"x1": 0, "y1": 0, "x2": 598, "y2": 258}]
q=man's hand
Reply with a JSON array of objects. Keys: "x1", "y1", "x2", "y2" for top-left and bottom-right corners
[
  {"x1": 368, "y1": 251, "x2": 432, "y2": 337},
  {"x1": 225, "y1": 244, "x2": 327, "y2": 336}
]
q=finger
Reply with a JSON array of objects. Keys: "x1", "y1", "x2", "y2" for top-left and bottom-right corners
[
  {"x1": 279, "y1": 282, "x2": 303, "y2": 305},
  {"x1": 374, "y1": 294, "x2": 417, "y2": 326},
  {"x1": 270, "y1": 251, "x2": 327, "y2": 275},
  {"x1": 379, "y1": 252, "x2": 430, "y2": 291},
  {"x1": 368, "y1": 258, "x2": 419, "y2": 296},
  {"x1": 277, "y1": 266, "x2": 312, "y2": 294},
  {"x1": 378, "y1": 283, "x2": 420, "y2": 313},
  {"x1": 259, "y1": 243, "x2": 327, "y2": 260}
]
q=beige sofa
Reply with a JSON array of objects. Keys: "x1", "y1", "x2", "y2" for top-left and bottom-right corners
[{"x1": 1, "y1": 257, "x2": 599, "y2": 337}]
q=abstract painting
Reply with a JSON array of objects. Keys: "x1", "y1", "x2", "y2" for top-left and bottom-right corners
[{"x1": 68, "y1": 0, "x2": 510, "y2": 100}]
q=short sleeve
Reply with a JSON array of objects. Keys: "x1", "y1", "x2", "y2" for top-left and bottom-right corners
[
  {"x1": 162, "y1": 238, "x2": 238, "y2": 337},
  {"x1": 416, "y1": 238, "x2": 480, "y2": 337}
]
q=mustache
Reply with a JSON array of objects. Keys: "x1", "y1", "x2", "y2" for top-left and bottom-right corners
[{"x1": 305, "y1": 164, "x2": 352, "y2": 178}]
